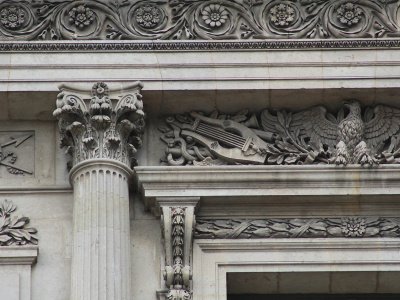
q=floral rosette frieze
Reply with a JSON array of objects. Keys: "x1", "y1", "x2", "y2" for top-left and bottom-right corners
[
  {"x1": 53, "y1": 82, "x2": 145, "y2": 169},
  {"x1": 0, "y1": 0, "x2": 398, "y2": 41}
]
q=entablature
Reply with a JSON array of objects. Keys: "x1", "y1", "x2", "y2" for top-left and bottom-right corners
[{"x1": 135, "y1": 165, "x2": 400, "y2": 218}]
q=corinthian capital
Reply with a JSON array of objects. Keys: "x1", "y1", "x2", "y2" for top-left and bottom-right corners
[{"x1": 53, "y1": 82, "x2": 145, "y2": 169}]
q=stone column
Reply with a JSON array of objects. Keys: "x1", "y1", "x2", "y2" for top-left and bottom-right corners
[{"x1": 54, "y1": 82, "x2": 145, "y2": 300}]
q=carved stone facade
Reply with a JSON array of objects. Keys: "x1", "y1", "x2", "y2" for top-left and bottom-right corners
[
  {"x1": 0, "y1": 1, "x2": 399, "y2": 41},
  {"x1": 160, "y1": 101, "x2": 400, "y2": 166},
  {"x1": 1, "y1": 2, "x2": 400, "y2": 298}
]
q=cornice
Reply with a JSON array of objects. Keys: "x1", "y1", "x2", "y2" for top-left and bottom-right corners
[
  {"x1": 135, "y1": 165, "x2": 400, "y2": 198},
  {"x1": 194, "y1": 238, "x2": 400, "y2": 251},
  {"x1": 0, "y1": 246, "x2": 38, "y2": 265}
]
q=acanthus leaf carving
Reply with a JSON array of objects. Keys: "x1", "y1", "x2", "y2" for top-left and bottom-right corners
[
  {"x1": 0, "y1": 1, "x2": 399, "y2": 41},
  {"x1": 0, "y1": 199, "x2": 38, "y2": 246},
  {"x1": 160, "y1": 199, "x2": 198, "y2": 300},
  {"x1": 163, "y1": 207, "x2": 192, "y2": 300},
  {"x1": 54, "y1": 82, "x2": 145, "y2": 169},
  {"x1": 195, "y1": 217, "x2": 400, "y2": 239},
  {"x1": 160, "y1": 100, "x2": 400, "y2": 166}
]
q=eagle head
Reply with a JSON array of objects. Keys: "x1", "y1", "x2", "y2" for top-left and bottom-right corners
[{"x1": 342, "y1": 100, "x2": 361, "y2": 116}]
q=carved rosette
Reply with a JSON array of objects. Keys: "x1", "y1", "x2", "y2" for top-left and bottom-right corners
[{"x1": 53, "y1": 82, "x2": 145, "y2": 170}]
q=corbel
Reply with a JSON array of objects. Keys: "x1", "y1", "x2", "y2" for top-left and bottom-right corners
[{"x1": 157, "y1": 197, "x2": 200, "y2": 300}]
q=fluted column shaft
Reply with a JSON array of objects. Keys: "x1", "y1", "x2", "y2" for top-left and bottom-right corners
[{"x1": 69, "y1": 160, "x2": 132, "y2": 300}]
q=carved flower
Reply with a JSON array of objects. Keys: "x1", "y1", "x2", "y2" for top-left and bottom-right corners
[
  {"x1": 134, "y1": 4, "x2": 162, "y2": 29},
  {"x1": 341, "y1": 217, "x2": 366, "y2": 237},
  {"x1": 269, "y1": 4, "x2": 295, "y2": 27},
  {"x1": 69, "y1": 5, "x2": 94, "y2": 29},
  {"x1": 0, "y1": 6, "x2": 25, "y2": 30},
  {"x1": 201, "y1": 4, "x2": 228, "y2": 28},
  {"x1": 337, "y1": 3, "x2": 363, "y2": 26},
  {"x1": 92, "y1": 82, "x2": 109, "y2": 97},
  {"x1": 90, "y1": 83, "x2": 112, "y2": 117}
]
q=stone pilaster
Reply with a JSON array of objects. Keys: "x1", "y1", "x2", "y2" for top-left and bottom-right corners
[{"x1": 54, "y1": 82, "x2": 145, "y2": 300}]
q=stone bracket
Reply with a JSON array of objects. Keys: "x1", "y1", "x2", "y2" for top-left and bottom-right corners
[{"x1": 157, "y1": 197, "x2": 200, "y2": 300}]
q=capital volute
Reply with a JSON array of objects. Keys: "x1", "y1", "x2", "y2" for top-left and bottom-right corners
[{"x1": 53, "y1": 82, "x2": 145, "y2": 170}]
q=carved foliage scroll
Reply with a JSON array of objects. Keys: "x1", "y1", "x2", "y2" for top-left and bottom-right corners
[
  {"x1": 164, "y1": 207, "x2": 191, "y2": 300},
  {"x1": 195, "y1": 217, "x2": 400, "y2": 239},
  {"x1": 161, "y1": 202, "x2": 197, "y2": 300},
  {"x1": 0, "y1": 199, "x2": 38, "y2": 246},
  {"x1": 0, "y1": 1, "x2": 399, "y2": 41}
]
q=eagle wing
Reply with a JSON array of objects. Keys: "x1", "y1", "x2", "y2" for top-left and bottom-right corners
[
  {"x1": 261, "y1": 106, "x2": 338, "y2": 148},
  {"x1": 364, "y1": 105, "x2": 400, "y2": 148}
]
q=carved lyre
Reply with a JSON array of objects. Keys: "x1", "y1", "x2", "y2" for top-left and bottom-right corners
[{"x1": 170, "y1": 112, "x2": 271, "y2": 164}]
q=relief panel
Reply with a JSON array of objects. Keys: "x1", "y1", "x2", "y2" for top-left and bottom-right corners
[{"x1": 0, "y1": 131, "x2": 34, "y2": 177}]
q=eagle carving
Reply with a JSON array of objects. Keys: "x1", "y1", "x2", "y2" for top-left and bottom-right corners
[{"x1": 261, "y1": 100, "x2": 400, "y2": 165}]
